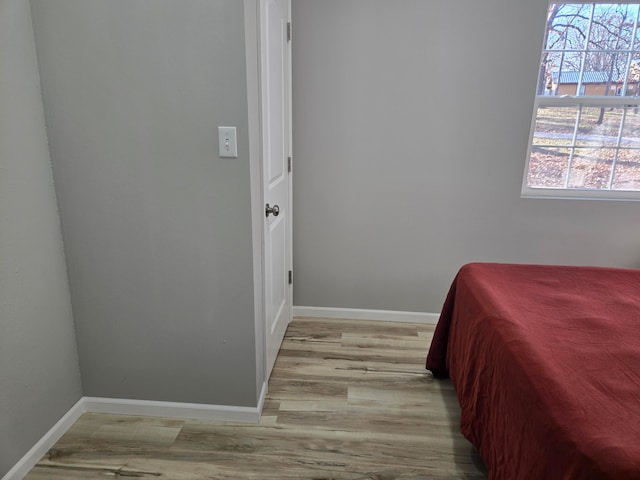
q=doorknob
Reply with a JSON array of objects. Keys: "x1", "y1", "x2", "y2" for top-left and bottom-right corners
[{"x1": 265, "y1": 203, "x2": 280, "y2": 218}]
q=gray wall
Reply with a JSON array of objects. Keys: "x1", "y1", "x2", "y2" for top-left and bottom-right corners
[
  {"x1": 30, "y1": 0, "x2": 259, "y2": 407},
  {"x1": 292, "y1": 0, "x2": 640, "y2": 313},
  {"x1": 0, "y1": 0, "x2": 82, "y2": 476}
]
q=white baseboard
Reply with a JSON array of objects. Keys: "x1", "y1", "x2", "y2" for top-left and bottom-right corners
[
  {"x1": 84, "y1": 388, "x2": 266, "y2": 424},
  {"x1": 292, "y1": 306, "x2": 440, "y2": 324},
  {"x1": 3, "y1": 385, "x2": 268, "y2": 480},
  {"x1": 1, "y1": 398, "x2": 85, "y2": 480}
]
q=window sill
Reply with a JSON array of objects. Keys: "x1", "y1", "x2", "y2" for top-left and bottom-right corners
[{"x1": 521, "y1": 186, "x2": 640, "y2": 201}]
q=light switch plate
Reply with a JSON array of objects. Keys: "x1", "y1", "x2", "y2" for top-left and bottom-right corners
[{"x1": 218, "y1": 126, "x2": 237, "y2": 158}]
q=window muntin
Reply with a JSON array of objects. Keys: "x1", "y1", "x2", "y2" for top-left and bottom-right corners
[{"x1": 523, "y1": 3, "x2": 640, "y2": 199}]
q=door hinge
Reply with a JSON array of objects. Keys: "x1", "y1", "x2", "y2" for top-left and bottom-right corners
[
  {"x1": 287, "y1": 22, "x2": 291, "y2": 42},
  {"x1": 288, "y1": 270, "x2": 293, "y2": 285},
  {"x1": 287, "y1": 156, "x2": 292, "y2": 173}
]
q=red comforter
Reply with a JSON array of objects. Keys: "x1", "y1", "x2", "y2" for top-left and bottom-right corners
[{"x1": 426, "y1": 263, "x2": 640, "y2": 480}]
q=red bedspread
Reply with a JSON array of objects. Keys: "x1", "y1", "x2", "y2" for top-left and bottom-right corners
[{"x1": 426, "y1": 263, "x2": 640, "y2": 480}]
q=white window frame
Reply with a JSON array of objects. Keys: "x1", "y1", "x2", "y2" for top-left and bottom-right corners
[{"x1": 522, "y1": 2, "x2": 640, "y2": 201}]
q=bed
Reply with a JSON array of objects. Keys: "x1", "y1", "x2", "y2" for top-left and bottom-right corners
[{"x1": 426, "y1": 263, "x2": 640, "y2": 480}]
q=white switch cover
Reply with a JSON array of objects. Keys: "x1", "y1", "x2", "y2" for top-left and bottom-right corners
[{"x1": 218, "y1": 126, "x2": 237, "y2": 158}]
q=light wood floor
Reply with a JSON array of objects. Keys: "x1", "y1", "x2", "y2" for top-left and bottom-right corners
[{"x1": 25, "y1": 317, "x2": 487, "y2": 479}]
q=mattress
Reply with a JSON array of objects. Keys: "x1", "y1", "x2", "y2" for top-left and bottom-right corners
[{"x1": 426, "y1": 263, "x2": 640, "y2": 480}]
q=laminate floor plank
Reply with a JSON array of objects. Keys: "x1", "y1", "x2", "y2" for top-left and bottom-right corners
[{"x1": 24, "y1": 318, "x2": 486, "y2": 480}]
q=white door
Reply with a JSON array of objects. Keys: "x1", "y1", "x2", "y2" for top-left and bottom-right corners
[{"x1": 261, "y1": 0, "x2": 292, "y2": 379}]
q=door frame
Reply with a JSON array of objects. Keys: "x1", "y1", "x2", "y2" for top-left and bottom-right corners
[{"x1": 243, "y1": 0, "x2": 293, "y2": 410}]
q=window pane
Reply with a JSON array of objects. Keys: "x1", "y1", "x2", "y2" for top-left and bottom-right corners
[
  {"x1": 628, "y1": 54, "x2": 640, "y2": 95},
  {"x1": 528, "y1": 147, "x2": 571, "y2": 188},
  {"x1": 567, "y1": 147, "x2": 615, "y2": 189},
  {"x1": 589, "y1": 4, "x2": 636, "y2": 51},
  {"x1": 631, "y1": 5, "x2": 640, "y2": 47},
  {"x1": 580, "y1": 54, "x2": 626, "y2": 96},
  {"x1": 621, "y1": 106, "x2": 640, "y2": 144},
  {"x1": 576, "y1": 106, "x2": 622, "y2": 146},
  {"x1": 546, "y1": 4, "x2": 589, "y2": 51},
  {"x1": 612, "y1": 149, "x2": 640, "y2": 189},
  {"x1": 545, "y1": 53, "x2": 585, "y2": 95},
  {"x1": 533, "y1": 106, "x2": 578, "y2": 144}
]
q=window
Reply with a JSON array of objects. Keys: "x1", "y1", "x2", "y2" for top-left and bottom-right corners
[{"x1": 523, "y1": 3, "x2": 640, "y2": 200}]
